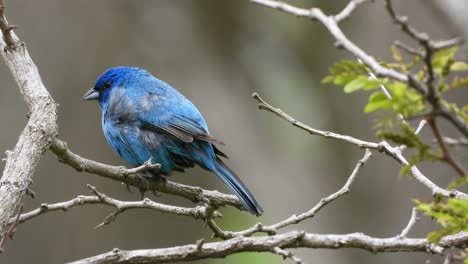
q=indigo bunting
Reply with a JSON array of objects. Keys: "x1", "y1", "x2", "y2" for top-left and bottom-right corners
[{"x1": 82, "y1": 66, "x2": 263, "y2": 216}]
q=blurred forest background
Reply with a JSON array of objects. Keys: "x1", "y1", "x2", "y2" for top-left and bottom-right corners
[{"x1": 1, "y1": 0, "x2": 467, "y2": 263}]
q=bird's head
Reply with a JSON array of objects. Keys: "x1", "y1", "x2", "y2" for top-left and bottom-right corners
[{"x1": 82, "y1": 66, "x2": 149, "y2": 107}]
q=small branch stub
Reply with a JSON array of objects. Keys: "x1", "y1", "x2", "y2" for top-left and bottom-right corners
[{"x1": 0, "y1": 0, "x2": 16, "y2": 50}]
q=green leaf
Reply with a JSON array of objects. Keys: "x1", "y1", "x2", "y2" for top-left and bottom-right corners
[
  {"x1": 432, "y1": 46, "x2": 458, "y2": 69},
  {"x1": 344, "y1": 76, "x2": 380, "y2": 93},
  {"x1": 446, "y1": 76, "x2": 468, "y2": 92},
  {"x1": 323, "y1": 60, "x2": 370, "y2": 87},
  {"x1": 416, "y1": 198, "x2": 468, "y2": 243},
  {"x1": 451, "y1": 62, "x2": 468, "y2": 71},
  {"x1": 384, "y1": 81, "x2": 425, "y2": 118},
  {"x1": 441, "y1": 100, "x2": 468, "y2": 123},
  {"x1": 321, "y1": 75, "x2": 335, "y2": 83},
  {"x1": 344, "y1": 76, "x2": 367, "y2": 93},
  {"x1": 377, "y1": 131, "x2": 415, "y2": 147},
  {"x1": 391, "y1": 45, "x2": 403, "y2": 62},
  {"x1": 334, "y1": 74, "x2": 357, "y2": 86},
  {"x1": 433, "y1": 46, "x2": 459, "y2": 76},
  {"x1": 364, "y1": 92, "x2": 392, "y2": 112},
  {"x1": 447, "y1": 176, "x2": 468, "y2": 189}
]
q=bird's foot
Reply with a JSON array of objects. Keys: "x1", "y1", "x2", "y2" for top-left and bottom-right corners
[
  {"x1": 132, "y1": 173, "x2": 168, "y2": 200},
  {"x1": 134, "y1": 174, "x2": 151, "y2": 200},
  {"x1": 150, "y1": 174, "x2": 168, "y2": 197},
  {"x1": 156, "y1": 174, "x2": 168, "y2": 185}
]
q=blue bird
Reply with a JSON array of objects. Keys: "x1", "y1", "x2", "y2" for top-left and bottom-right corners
[{"x1": 82, "y1": 66, "x2": 263, "y2": 216}]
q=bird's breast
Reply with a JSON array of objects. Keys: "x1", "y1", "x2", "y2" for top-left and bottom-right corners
[{"x1": 104, "y1": 87, "x2": 140, "y2": 126}]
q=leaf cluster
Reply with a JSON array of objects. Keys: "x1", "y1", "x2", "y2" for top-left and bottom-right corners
[
  {"x1": 324, "y1": 45, "x2": 468, "y2": 259},
  {"x1": 323, "y1": 46, "x2": 468, "y2": 120},
  {"x1": 416, "y1": 198, "x2": 468, "y2": 244}
]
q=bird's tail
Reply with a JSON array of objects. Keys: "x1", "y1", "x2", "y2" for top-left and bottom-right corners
[{"x1": 212, "y1": 158, "x2": 263, "y2": 216}]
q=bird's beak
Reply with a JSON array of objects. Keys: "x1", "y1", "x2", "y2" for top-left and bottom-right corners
[{"x1": 82, "y1": 87, "x2": 99, "y2": 101}]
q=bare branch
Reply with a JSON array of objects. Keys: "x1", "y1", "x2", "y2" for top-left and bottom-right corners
[
  {"x1": 432, "y1": 37, "x2": 463, "y2": 50},
  {"x1": 394, "y1": 41, "x2": 424, "y2": 57},
  {"x1": 68, "y1": 231, "x2": 468, "y2": 264},
  {"x1": 0, "y1": 0, "x2": 58, "y2": 236},
  {"x1": 123, "y1": 158, "x2": 161, "y2": 175},
  {"x1": 86, "y1": 185, "x2": 219, "y2": 228},
  {"x1": 384, "y1": 0, "x2": 468, "y2": 138},
  {"x1": 252, "y1": 93, "x2": 381, "y2": 149},
  {"x1": 334, "y1": 0, "x2": 369, "y2": 23},
  {"x1": 251, "y1": 0, "x2": 468, "y2": 138},
  {"x1": 250, "y1": 0, "x2": 426, "y2": 94},
  {"x1": 384, "y1": 0, "x2": 431, "y2": 47},
  {"x1": 269, "y1": 149, "x2": 372, "y2": 231},
  {"x1": 399, "y1": 207, "x2": 420, "y2": 238},
  {"x1": 49, "y1": 138, "x2": 244, "y2": 211},
  {"x1": 252, "y1": 93, "x2": 468, "y2": 199},
  {"x1": 0, "y1": 0, "x2": 16, "y2": 50},
  {"x1": 427, "y1": 117, "x2": 466, "y2": 177},
  {"x1": 437, "y1": 110, "x2": 468, "y2": 139},
  {"x1": 272, "y1": 246, "x2": 302, "y2": 264},
  {"x1": 8, "y1": 185, "x2": 221, "y2": 227},
  {"x1": 213, "y1": 149, "x2": 372, "y2": 239},
  {"x1": 440, "y1": 137, "x2": 468, "y2": 147},
  {"x1": 384, "y1": 0, "x2": 436, "y2": 100},
  {"x1": 0, "y1": 204, "x2": 22, "y2": 253}
]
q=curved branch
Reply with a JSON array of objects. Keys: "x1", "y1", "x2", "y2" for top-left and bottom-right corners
[
  {"x1": 252, "y1": 93, "x2": 468, "y2": 199},
  {"x1": 384, "y1": 0, "x2": 435, "y2": 97},
  {"x1": 399, "y1": 207, "x2": 419, "y2": 238},
  {"x1": 0, "y1": 0, "x2": 58, "y2": 236},
  {"x1": 252, "y1": 93, "x2": 381, "y2": 149},
  {"x1": 8, "y1": 185, "x2": 221, "y2": 227},
  {"x1": 49, "y1": 138, "x2": 245, "y2": 211},
  {"x1": 209, "y1": 149, "x2": 373, "y2": 239},
  {"x1": 441, "y1": 137, "x2": 468, "y2": 147},
  {"x1": 427, "y1": 117, "x2": 466, "y2": 177},
  {"x1": 68, "y1": 231, "x2": 468, "y2": 264},
  {"x1": 334, "y1": 0, "x2": 369, "y2": 23},
  {"x1": 251, "y1": 0, "x2": 468, "y2": 138},
  {"x1": 250, "y1": 0, "x2": 425, "y2": 94}
]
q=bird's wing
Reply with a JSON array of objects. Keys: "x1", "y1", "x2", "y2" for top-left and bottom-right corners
[{"x1": 137, "y1": 92, "x2": 225, "y2": 147}]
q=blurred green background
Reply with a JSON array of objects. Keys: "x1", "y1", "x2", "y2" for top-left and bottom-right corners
[{"x1": 0, "y1": 0, "x2": 467, "y2": 263}]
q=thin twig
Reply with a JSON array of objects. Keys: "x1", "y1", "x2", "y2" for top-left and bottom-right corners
[
  {"x1": 216, "y1": 149, "x2": 372, "y2": 238},
  {"x1": 0, "y1": 0, "x2": 16, "y2": 50},
  {"x1": 272, "y1": 246, "x2": 303, "y2": 264},
  {"x1": 399, "y1": 207, "x2": 420, "y2": 238},
  {"x1": 440, "y1": 137, "x2": 468, "y2": 147},
  {"x1": 427, "y1": 117, "x2": 466, "y2": 177},
  {"x1": 384, "y1": 0, "x2": 435, "y2": 100},
  {"x1": 384, "y1": 0, "x2": 468, "y2": 139},
  {"x1": 252, "y1": 93, "x2": 381, "y2": 149},
  {"x1": 8, "y1": 185, "x2": 221, "y2": 228},
  {"x1": 123, "y1": 158, "x2": 161, "y2": 175},
  {"x1": 0, "y1": 204, "x2": 22, "y2": 253},
  {"x1": 334, "y1": 0, "x2": 369, "y2": 23},
  {"x1": 87, "y1": 185, "x2": 220, "y2": 228},
  {"x1": 251, "y1": 0, "x2": 468, "y2": 138},
  {"x1": 394, "y1": 40, "x2": 424, "y2": 57},
  {"x1": 250, "y1": 0, "x2": 426, "y2": 95},
  {"x1": 252, "y1": 93, "x2": 468, "y2": 199},
  {"x1": 432, "y1": 37, "x2": 463, "y2": 50}
]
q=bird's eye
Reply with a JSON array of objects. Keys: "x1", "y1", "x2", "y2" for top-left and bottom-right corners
[{"x1": 103, "y1": 81, "x2": 112, "y2": 89}]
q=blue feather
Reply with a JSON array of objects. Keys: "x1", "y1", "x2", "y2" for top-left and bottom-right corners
[{"x1": 85, "y1": 66, "x2": 263, "y2": 216}]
